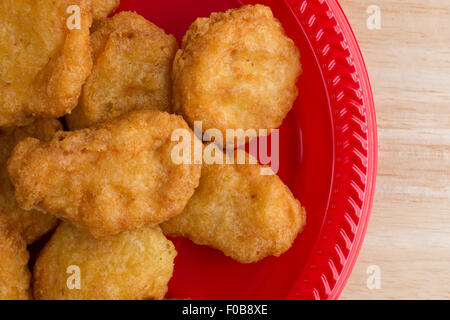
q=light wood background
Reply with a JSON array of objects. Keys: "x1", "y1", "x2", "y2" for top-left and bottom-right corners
[{"x1": 337, "y1": 0, "x2": 450, "y2": 299}]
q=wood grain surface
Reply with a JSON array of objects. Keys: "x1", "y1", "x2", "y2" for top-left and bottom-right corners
[{"x1": 337, "y1": 0, "x2": 450, "y2": 299}]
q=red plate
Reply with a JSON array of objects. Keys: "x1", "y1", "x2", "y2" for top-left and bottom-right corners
[{"x1": 117, "y1": 0, "x2": 377, "y2": 300}]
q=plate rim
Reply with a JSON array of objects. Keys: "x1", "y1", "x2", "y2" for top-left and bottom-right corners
[{"x1": 284, "y1": 0, "x2": 378, "y2": 300}]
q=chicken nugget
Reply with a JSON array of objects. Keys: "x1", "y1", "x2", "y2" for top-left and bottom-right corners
[
  {"x1": 172, "y1": 5, "x2": 302, "y2": 147},
  {"x1": 0, "y1": 213, "x2": 31, "y2": 300},
  {"x1": 0, "y1": 0, "x2": 93, "y2": 127},
  {"x1": 66, "y1": 12, "x2": 178, "y2": 129},
  {"x1": 0, "y1": 120, "x2": 61, "y2": 244},
  {"x1": 162, "y1": 148, "x2": 306, "y2": 263},
  {"x1": 8, "y1": 110, "x2": 202, "y2": 238},
  {"x1": 33, "y1": 222, "x2": 176, "y2": 300},
  {"x1": 91, "y1": 0, "x2": 119, "y2": 20}
]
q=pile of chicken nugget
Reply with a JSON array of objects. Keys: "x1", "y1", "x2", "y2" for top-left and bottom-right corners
[{"x1": 0, "y1": 0, "x2": 306, "y2": 300}]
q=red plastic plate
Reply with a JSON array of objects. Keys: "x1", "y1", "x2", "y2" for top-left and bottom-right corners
[{"x1": 117, "y1": 0, "x2": 377, "y2": 300}]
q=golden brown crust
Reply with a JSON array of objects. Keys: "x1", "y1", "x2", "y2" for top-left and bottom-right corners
[
  {"x1": 66, "y1": 11, "x2": 178, "y2": 129},
  {"x1": 8, "y1": 110, "x2": 202, "y2": 238},
  {"x1": 0, "y1": 0, "x2": 92, "y2": 127},
  {"x1": 172, "y1": 5, "x2": 302, "y2": 146},
  {"x1": 0, "y1": 213, "x2": 31, "y2": 300},
  {"x1": 0, "y1": 120, "x2": 61, "y2": 244},
  {"x1": 33, "y1": 223, "x2": 176, "y2": 300},
  {"x1": 91, "y1": 0, "x2": 120, "y2": 20},
  {"x1": 162, "y1": 148, "x2": 306, "y2": 263}
]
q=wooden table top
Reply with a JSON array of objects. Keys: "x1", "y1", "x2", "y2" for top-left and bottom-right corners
[{"x1": 337, "y1": 0, "x2": 450, "y2": 299}]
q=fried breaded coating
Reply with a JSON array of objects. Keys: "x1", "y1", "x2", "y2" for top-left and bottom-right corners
[
  {"x1": 8, "y1": 110, "x2": 202, "y2": 238},
  {"x1": 33, "y1": 222, "x2": 176, "y2": 300},
  {"x1": 162, "y1": 148, "x2": 306, "y2": 263},
  {"x1": 0, "y1": 213, "x2": 31, "y2": 300},
  {"x1": 172, "y1": 5, "x2": 302, "y2": 147},
  {"x1": 0, "y1": 0, "x2": 93, "y2": 127},
  {"x1": 0, "y1": 120, "x2": 61, "y2": 244},
  {"x1": 91, "y1": 0, "x2": 120, "y2": 20},
  {"x1": 66, "y1": 12, "x2": 178, "y2": 129}
]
